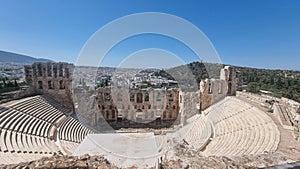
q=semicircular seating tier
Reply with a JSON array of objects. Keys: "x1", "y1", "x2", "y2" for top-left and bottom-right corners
[
  {"x1": 181, "y1": 115, "x2": 213, "y2": 150},
  {"x1": 0, "y1": 95, "x2": 94, "y2": 165},
  {"x1": 203, "y1": 97, "x2": 280, "y2": 157},
  {"x1": 58, "y1": 116, "x2": 95, "y2": 154}
]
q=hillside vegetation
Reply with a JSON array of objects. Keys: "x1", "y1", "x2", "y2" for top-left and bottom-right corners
[
  {"x1": 236, "y1": 66, "x2": 300, "y2": 102},
  {"x1": 171, "y1": 62, "x2": 300, "y2": 102}
]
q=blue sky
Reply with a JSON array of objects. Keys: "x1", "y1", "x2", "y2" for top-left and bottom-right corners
[{"x1": 0, "y1": 0, "x2": 299, "y2": 70}]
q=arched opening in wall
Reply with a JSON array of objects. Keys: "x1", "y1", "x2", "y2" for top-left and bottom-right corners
[
  {"x1": 42, "y1": 66, "x2": 46, "y2": 77},
  {"x1": 180, "y1": 95, "x2": 182, "y2": 103},
  {"x1": 112, "y1": 110, "x2": 115, "y2": 119},
  {"x1": 228, "y1": 67, "x2": 233, "y2": 81},
  {"x1": 47, "y1": 64, "x2": 52, "y2": 77},
  {"x1": 218, "y1": 82, "x2": 222, "y2": 94},
  {"x1": 48, "y1": 80, "x2": 53, "y2": 89},
  {"x1": 59, "y1": 80, "x2": 65, "y2": 89},
  {"x1": 37, "y1": 64, "x2": 43, "y2": 77},
  {"x1": 137, "y1": 93, "x2": 143, "y2": 103},
  {"x1": 53, "y1": 64, "x2": 57, "y2": 78},
  {"x1": 144, "y1": 92, "x2": 149, "y2": 102},
  {"x1": 105, "y1": 111, "x2": 109, "y2": 119},
  {"x1": 65, "y1": 68, "x2": 70, "y2": 78},
  {"x1": 58, "y1": 64, "x2": 64, "y2": 77},
  {"x1": 199, "y1": 102, "x2": 202, "y2": 111},
  {"x1": 208, "y1": 83, "x2": 212, "y2": 94},
  {"x1": 38, "y1": 81, "x2": 43, "y2": 89},
  {"x1": 228, "y1": 83, "x2": 232, "y2": 95}
]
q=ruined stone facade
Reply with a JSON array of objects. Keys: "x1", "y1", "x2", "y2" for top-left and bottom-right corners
[
  {"x1": 24, "y1": 63, "x2": 237, "y2": 128},
  {"x1": 24, "y1": 62, "x2": 74, "y2": 109},
  {"x1": 93, "y1": 66, "x2": 237, "y2": 127},
  {"x1": 220, "y1": 66, "x2": 237, "y2": 96},
  {"x1": 200, "y1": 66, "x2": 237, "y2": 110},
  {"x1": 96, "y1": 87, "x2": 180, "y2": 128},
  {"x1": 179, "y1": 91, "x2": 200, "y2": 123}
]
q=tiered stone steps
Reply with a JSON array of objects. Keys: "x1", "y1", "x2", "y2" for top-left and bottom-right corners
[
  {"x1": 0, "y1": 95, "x2": 94, "y2": 165},
  {"x1": 58, "y1": 117, "x2": 94, "y2": 143},
  {"x1": 183, "y1": 116, "x2": 212, "y2": 150},
  {"x1": 203, "y1": 97, "x2": 280, "y2": 157}
]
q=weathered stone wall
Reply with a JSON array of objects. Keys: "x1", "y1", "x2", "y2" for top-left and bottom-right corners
[
  {"x1": 281, "y1": 97, "x2": 300, "y2": 118},
  {"x1": 199, "y1": 66, "x2": 237, "y2": 111},
  {"x1": 24, "y1": 62, "x2": 74, "y2": 109},
  {"x1": 179, "y1": 91, "x2": 200, "y2": 123},
  {"x1": 199, "y1": 79, "x2": 227, "y2": 110},
  {"x1": 220, "y1": 66, "x2": 237, "y2": 96},
  {"x1": 93, "y1": 65, "x2": 237, "y2": 127},
  {"x1": 96, "y1": 87, "x2": 180, "y2": 127}
]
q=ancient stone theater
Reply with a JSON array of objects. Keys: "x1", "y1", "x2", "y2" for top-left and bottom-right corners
[{"x1": 0, "y1": 62, "x2": 299, "y2": 168}]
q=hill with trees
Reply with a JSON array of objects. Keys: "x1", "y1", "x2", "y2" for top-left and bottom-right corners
[
  {"x1": 235, "y1": 66, "x2": 300, "y2": 102},
  {"x1": 170, "y1": 62, "x2": 300, "y2": 102}
]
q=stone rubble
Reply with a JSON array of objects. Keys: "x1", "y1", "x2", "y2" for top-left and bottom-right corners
[
  {"x1": 0, "y1": 154, "x2": 118, "y2": 169},
  {"x1": 161, "y1": 141, "x2": 293, "y2": 169},
  {"x1": 0, "y1": 149, "x2": 294, "y2": 169}
]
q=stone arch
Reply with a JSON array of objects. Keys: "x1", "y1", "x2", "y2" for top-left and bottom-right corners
[{"x1": 137, "y1": 92, "x2": 143, "y2": 103}]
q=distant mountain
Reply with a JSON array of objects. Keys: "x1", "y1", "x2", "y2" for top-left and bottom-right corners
[{"x1": 0, "y1": 50, "x2": 53, "y2": 64}]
